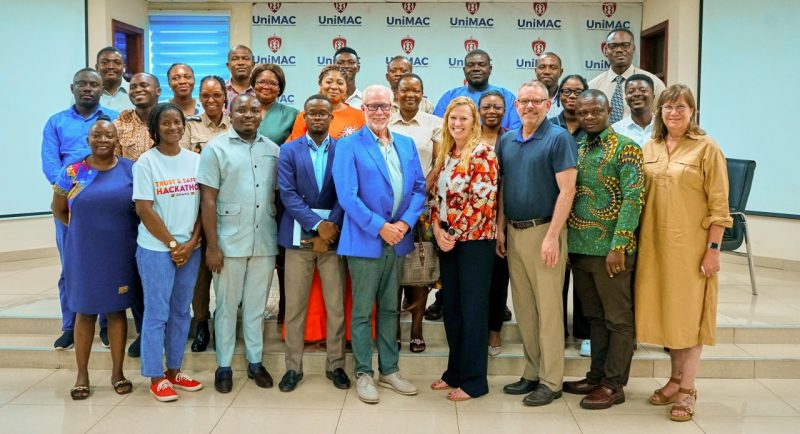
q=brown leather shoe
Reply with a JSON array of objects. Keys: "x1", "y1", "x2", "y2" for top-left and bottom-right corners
[
  {"x1": 580, "y1": 385, "x2": 625, "y2": 409},
  {"x1": 563, "y1": 378, "x2": 599, "y2": 395}
]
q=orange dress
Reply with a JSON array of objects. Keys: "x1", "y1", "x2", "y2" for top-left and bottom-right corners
[
  {"x1": 287, "y1": 104, "x2": 365, "y2": 142},
  {"x1": 282, "y1": 107, "x2": 372, "y2": 341}
]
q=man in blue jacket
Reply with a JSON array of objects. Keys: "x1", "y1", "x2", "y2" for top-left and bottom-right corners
[
  {"x1": 332, "y1": 84, "x2": 426, "y2": 404},
  {"x1": 277, "y1": 95, "x2": 349, "y2": 392}
]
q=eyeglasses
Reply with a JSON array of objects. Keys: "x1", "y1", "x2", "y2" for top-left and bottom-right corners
[
  {"x1": 306, "y1": 111, "x2": 331, "y2": 119},
  {"x1": 364, "y1": 103, "x2": 392, "y2": 112},
  {"x1": 516, "y1": 98, "x2": 548, "y2": 107},
  {"x1": 661, "y1": 104, "x2": 690, "y2": 113},
  {"x1": 255, "y1": 79, "x2": 280, "y2": 88},
  {"x1": 559, "y1": 89, "x2": 584, "y2": 97},
  {"x1": 606, "y1": 42, "x2": 632, "y2": 51},
  {"x1": 479, "y1": 104, "x2": 504, "y2": 111}
]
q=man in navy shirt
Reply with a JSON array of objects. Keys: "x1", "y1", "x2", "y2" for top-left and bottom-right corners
[
  {"x1": 433, "y1": 49, "x2": 520, "y2": 130},
  {"x1": 496, "y1": 81, "x2": 577, "y2": 407},
  {"x1": 41, "y1": 68, "x2": 119, "y2": 350}
]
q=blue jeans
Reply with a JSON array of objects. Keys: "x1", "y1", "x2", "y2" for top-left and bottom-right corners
[
  {"x1": 136, "y1": 246, "x2": 200, "y2": 378},
  {"x1": 347, "y1": 244, "x2": 403, "y2": 377}
]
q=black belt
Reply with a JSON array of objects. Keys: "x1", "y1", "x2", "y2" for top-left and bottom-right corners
[{"x1": 508, "y1": 217, "x2": 552, "y2": 229}]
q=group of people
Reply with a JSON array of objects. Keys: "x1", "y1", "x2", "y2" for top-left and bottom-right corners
[{"x1": 42, "y1": 28, "x2": 731, "y2": 422}]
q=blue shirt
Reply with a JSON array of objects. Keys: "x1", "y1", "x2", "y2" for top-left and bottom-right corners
[
  {"x1": 433, "y1": 84, "x2": 521, "y2": 130},
  {"x1": 496, "y1": 120, "x2": 577, "y2": 221},
  {"x1": 305, "y1": 133, "x2": 331, "y2": 192},
  {"x1": 41, "y1": 105, "x2": 119, "y2": 184},
  {"x1": 367, "y1": 128, "x2": 404, "y2": 217}
]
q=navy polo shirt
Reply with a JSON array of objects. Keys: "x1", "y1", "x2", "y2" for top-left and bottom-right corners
[{"x1": 496, "y1": 120, "x2": 577, "y2": 221}]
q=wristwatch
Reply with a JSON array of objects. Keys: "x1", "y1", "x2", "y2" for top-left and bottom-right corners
[
  {"x1": 168, "y1": 240, "x2": 178, "y2": 249},
  {"x1": 708, "y1": 242, "x2": 720, "y2": 250}
]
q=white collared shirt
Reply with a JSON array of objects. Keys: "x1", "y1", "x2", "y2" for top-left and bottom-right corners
[{"x1": 612, "y1": 116, "x2": 654, "y2": 147}]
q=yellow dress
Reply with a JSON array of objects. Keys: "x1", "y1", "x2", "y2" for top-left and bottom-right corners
[{"x1": 634, "y1": 133, "x2": 733, "y2": 348}]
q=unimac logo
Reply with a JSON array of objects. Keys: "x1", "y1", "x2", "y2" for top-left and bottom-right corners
[
  {"x1": 252, "y1": 15, "x2": 297, "y2": 26},
  {"x1": 450, "y1": 17, "x2": 494, "y2": 28},
  {"x1": 585, "y1": 20, "x2": 631, "y2": 30},
  {"x1": 584, "y1": 59, "x2": 611, "y2": 71},
  {"x1": 386, "y1": 16, "x2": 430, "y2": 27},
  {"x1": 319, "y1": 15, "x2": 363, "y2": 26},
  {"x1": 384, "y1": 56, "x2": 429, "y2": 67},
  {"x1": 517, "y1": 18, "x2": 562, "y2": 29}
]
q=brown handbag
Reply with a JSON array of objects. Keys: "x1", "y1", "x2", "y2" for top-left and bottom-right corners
[{"x1": 399, "y1": 225, "x2": 440, "y2": 286}]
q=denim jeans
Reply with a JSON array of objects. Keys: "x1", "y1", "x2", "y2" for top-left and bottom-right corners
[
  {"x1": 347, "y1": 244, "x2": 403, "y2": 377},
  {"x1": 136, "y1": 246, "x2": 200, "y2": 378}
]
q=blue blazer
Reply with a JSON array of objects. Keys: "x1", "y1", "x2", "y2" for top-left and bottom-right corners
[
  {"x1": 332, "y1": 126, "x2": 426, "y2": 258},
  {"x1": 277, "y1": 136, "x2": 344, "y2": 249}
]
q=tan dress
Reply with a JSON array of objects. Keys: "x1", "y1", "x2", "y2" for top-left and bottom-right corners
[{"x1": 634, "y1": 133, "x2": 733, "y2": 348}]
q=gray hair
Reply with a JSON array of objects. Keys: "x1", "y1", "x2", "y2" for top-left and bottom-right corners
[
  {"x1": 362, "y1": 84, "x2": 394, "y2": 103},
  {"x1": 518, "y1": 80, "x2": 549, "y2": 97}
]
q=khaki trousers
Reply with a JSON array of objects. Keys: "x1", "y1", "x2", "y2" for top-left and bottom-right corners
[
  {"x1": 507, "y1": 223, "x2": 567, "y2": 391},
  {"x1": 284, "y1": 248, "x2": 346, "y2": 372}
]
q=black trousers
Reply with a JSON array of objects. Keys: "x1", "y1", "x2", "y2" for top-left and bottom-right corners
[
  {"x1": 570, "y1": 254, "x2": 636, "y2": 389},
  {"x1": 488, "y1": 254, "x2": 509, "y2": 332},
  {"x1": 439, "y1": 239, "x2": 494, "y2": 397},
  {"x1": 563, "y1": 264, "x2": 590, "y2": 339}
]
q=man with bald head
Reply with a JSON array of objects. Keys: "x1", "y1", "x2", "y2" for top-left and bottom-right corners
[
  {"x1": 385, "y1": 56, "x2": 433, "y2": 114},
  {"x1": 42, "y1": 68, "x2": 119, "y2": 350},
  {"x1": 563, "y1": 90, "x2": 643, "y2": 409},
  {"x1": 534, "y1": 52, "x2": 564, "y2": 118},
  {"x1": 114, "y1": 72, "x2": 161, "y2": 162},
  {"x1": 199, "y1": 94, "x2": 280, "y2": 394},
  {"x1": 332, "y1": 84, "x2": 426, "y2": 404}
]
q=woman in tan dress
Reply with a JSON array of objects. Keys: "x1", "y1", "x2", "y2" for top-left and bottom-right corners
[{"x1": 634, "y1": 84, "x2": 732, "y2": 422}]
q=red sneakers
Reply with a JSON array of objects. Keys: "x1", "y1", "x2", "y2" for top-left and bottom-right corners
[
  {"x1": 166, "y1": 371, "x2": 204, "y2": 392},
  {"x1": 150, "y1": 379, "x2": 178, "y2": 402}
]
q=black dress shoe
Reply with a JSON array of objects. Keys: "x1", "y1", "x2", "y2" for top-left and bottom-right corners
[
  {"x1": 248, "y1": 364, "x2": 274, "y2": 388},
  {"x1": 191, "y1": 320, "x2": 210, "y2": 353},
  {"x1": 503, "y1": 306, "x2": 512, "y2": 322},
  {"x1": 54, "y1": 330, "x2": 74, "y2": 350},
  {"x1": 563, "y1": 378, "x2": 600, "y2": 395},
  {"x1": 279, "y1": 370, "x2": 303, "y2": 392},
  {"x1": 424, "y1": 299, "x2": 443, "y2": 321},
  {"x1": 503, "y1": 377, "x2": 539, "y2": 395},
  {"x1": 127, "y1": 335, "x2": 141, "y2": 358},
  {"x1": 523, "y1": 384, "x2": 562, "y2": 407},
  {"x1": 215, "y1": 368, "x2": 233, "y2": 393},
  {"x1": 326, "y1": 368, "x2": 351, "y2": 389}
]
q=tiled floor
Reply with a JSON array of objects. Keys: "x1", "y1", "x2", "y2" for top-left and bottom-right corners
[
  {"x1": 1, "y1": 256, "x2": 799, "y2": 432},
  {"x1": 1, "y1": 370, "x2": 800, "y2": 433}
]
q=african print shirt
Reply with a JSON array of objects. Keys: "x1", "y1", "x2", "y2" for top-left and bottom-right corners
[{"x1": 568, "y1": 127, "x2": 644, "y2": 256}]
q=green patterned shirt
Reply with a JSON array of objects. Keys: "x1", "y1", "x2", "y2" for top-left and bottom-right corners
[{"x1": 568, "y1": 127, "x2": 644, "y2": 256}]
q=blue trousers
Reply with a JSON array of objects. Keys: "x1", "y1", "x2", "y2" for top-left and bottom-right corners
[
  {"x1": 56, "y1": 218, "x2": 144, "y2": 333},
  {"x1": 136, "y1": 246, "x2": 200, "y2": 378},
  {"x1": 439, "y1": 239, "x2": 494, "y2": 397},
  {"x1": 347, "y1": 244, "x2": 403, "y2": 377},
  {"x1": 213, "y1": 256, "x2": 275, "y2": 367}
]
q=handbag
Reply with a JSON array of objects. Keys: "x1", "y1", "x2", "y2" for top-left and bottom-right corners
[{"x1": 400, "y1": 223, "x2": 440, "y2": 286}]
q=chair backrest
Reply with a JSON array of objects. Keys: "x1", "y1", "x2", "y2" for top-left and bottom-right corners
[
  {"x1": 726, "y1": 158, "x2": 756, "y2": 213},
  {"x1": 722, "y1": 158, "x2": 756, "y2": 251}
]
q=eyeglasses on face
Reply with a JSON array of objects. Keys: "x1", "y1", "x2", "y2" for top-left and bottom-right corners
[
  {"x1": 661, "y1": 104, "x2": 690, "y2": 113},
  {"x1": 364, "y1": 103, "x2": 392, "y2": 112},
  {"x1": 516, "y1": 98, "x2": 548, "y2": 107}
]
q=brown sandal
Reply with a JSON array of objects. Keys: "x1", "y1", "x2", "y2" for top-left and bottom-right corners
[
  {"x1": 670, "y1": 388, "x2": 697, "y2": 422},
  {"x1": 649, "y1": 377, "x2": 681, "y2": 405},
  {"x1": 70, "y1": 385, "x2": 90, "y2": 400},
  {"x1": 112, "y1": 378, "x2": 133, "y2": 395}
]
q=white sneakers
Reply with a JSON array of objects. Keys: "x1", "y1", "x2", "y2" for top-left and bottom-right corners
[
  {"x1": 378, "y1": 372, "x2": 418, "y2": 396},
  {"x1": 357, "y1": 372, "x2": 418, "y2": 404}
]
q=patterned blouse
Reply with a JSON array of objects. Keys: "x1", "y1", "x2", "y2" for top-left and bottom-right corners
[
  {"x1": 430, "y1": 143, "x2": 498, "y2": 241},
  {"x1": 568, "y1": 127, "x2": 644, "y2": 256},
  {"x1": 113, "y1": 110, "x2": 153, "y2": 161},
  {"x1": 52, "y1": 159, "x2": 98, "y2": 211}
]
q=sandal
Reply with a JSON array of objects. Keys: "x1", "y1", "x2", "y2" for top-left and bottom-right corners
[
  {"x1": 649, "y1": 377, "x2": 681, "y2": 405},
  {"x1": 447, "y1": 388, "x2": 472, "y2": 402},
  {"x1": 431, "y1": 378, "x2": 452, "y2": 390},
  {"x1": 112, "y1": 378, "x2": 133, "y2": 395},
  {"x1": 70, "y1": 385, "x2": 90, "y2": 400},
  {"x1": 670, "y1": 388, "x2": 697, "y2": 422},
  {"x1": 410, "y1": 338, "x2": 426, "y2": 353}
]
